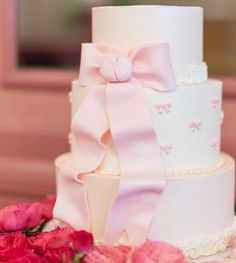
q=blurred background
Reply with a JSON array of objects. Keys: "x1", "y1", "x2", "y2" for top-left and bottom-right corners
[
  {"x1": 18, "y1": 0, "x2": 236, "y2": 75},
  {"x1": 0, "y1": 0, "x2": 235, "y2": 207}
]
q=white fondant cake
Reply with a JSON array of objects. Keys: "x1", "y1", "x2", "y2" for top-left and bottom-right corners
[{"x1": 54, "y1": 5, "x2": 235, "y2": 260}]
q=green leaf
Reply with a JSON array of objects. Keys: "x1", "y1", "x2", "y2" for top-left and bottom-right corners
[
  {"x1": 22, "y1": 221, "x2": 47, "y2": 237},
  {"x1": 71, "y1": 253, "x2": 82, "y2": 263}
]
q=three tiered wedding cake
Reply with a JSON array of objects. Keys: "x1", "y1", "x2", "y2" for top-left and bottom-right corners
[{"x1": 54, "y1": 5, "x2": 235, "y2": 259}]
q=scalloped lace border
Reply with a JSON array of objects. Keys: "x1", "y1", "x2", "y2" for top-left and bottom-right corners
[
  {"x1": 174, "y1": 62, "x2": 208, "y2": 86},
  {"x1": 175, "y1": 218, "x2": 236, "y2": 259}
]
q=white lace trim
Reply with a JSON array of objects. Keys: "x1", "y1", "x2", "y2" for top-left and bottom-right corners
[
  {"x1": 174, "y1": 62, "x2": 208, "y2": 86},
  {"x1": 174, "y1": 219, "x2": 236, "y2": 259}
]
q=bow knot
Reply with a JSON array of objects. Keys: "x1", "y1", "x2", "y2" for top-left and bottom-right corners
[{"x1": 100, "y1": 54, "x2": 133, "y2": 83}]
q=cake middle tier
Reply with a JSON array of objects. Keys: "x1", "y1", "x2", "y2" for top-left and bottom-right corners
[{"x1": 71, "y1": 79, "x2": 222, "y2": 173}]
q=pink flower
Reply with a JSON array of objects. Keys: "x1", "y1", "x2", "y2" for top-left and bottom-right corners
[
  {"x1": 83, "y1": 245, "x2": 130, "y2": 263},
  {"x1": 128, "y1": 240, "x2": 187, "y2": 263},
  {"x1": 0, "y1": 232, "x2": 29, "y2": 253},
  {"x1": 0, "y1": 248, "x2": 44, "y2": 263},
  {"x1": 0, "y1": 232, "x2": 43, "y2": 262},
  {"x1": 30, "y1": 227, "x2": 94, "y2": 261},
  {"x1": 29, "y1": 227, "x2": 72, "y2": 255},
  {"x1": 43, "y1": 246, "x2": 74, "y2": 263},
  {"x1": 40, "y1": 195, "x2": 56, "y2": 221},
  {"x1": 0, "y1": 203, "x2": 44, "y2": 232},
  {"x1": 70, "y1": 230, "x2": 94, "y2": 253}
]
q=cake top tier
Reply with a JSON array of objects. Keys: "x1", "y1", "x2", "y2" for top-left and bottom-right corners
[{"x1": 92, "y1": 5, "x2": 203, "y2": 67}]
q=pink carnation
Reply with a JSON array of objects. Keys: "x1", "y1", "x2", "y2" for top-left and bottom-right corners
[
  {"x1": 128, "y1": 240, "x2": 187, "y2": 263},
  {"x1": 0, "y1": 232, "x2": 29, "y2": 254},
  {"x1": 0, "y1": 203, "x2": 44, "y2": 232},
  {"x1": 40, "y1": 195, "x2": 56, "y2": 221},
  {"x1": 29, "y1": 227, "x2": 72, "y2": 255},
  {"x1": 83, "y1": 245, "x2": 130, "y2": 263},
  {"x1": 0, "y1": 248, "x2": 44, "y2": 263},
  {"x1": 0, "y1": 231, "x2": 29, "y2": 248},
  {"x1": 0, "y1": 232, "x2": 43, "y2": 262}
]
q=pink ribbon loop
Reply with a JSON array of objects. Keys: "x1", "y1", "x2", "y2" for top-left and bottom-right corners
[{"x1": 54, "y1": 42, "x2": 177, "y2": 245}]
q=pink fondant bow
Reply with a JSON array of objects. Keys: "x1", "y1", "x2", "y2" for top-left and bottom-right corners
[{"x1": 54, "y1": 43, "x2": 176, "y2": 245}]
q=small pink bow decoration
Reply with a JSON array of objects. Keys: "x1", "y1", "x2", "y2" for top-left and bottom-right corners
[
  {"x1": 54, "y1": 43, "x2": 176, "y2": 246},
  {"x1": 189, "y1": 120, "x2": 202, "y2": 132},
  {"x1": 160, "y1": 144, "x2": 173, "y2": 155},
  {"x1": 155, "y1": 102, "x2": 172, "y2": 114}
]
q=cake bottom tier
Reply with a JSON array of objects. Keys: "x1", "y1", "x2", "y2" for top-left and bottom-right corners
[{"x1": 55, "y1": 153, "x2": 235, "y2": 259}]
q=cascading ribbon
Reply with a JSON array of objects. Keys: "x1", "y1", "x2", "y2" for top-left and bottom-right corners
[{"x1": 54, "y1": 42, "x2": 177, "y2": 245}]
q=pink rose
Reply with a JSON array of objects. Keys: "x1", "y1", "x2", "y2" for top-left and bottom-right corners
[
  {"x1": 29, "y1": 227, "x2": 72, "y2": 255},
  {"x1": 40, "y1": 195, "x2": 56, "y2": 221},
  {"x1": 0, "y1": 203, "x2": 44, "y2": 232},
  {"x1": 128, "y1": 240, "x2": 187, "y2": 263},
  {"x1": 83, "y1": 245, "x2": 130, "y2": 263},
  {"x1": 70, "y1": 230, "x2": 94, "y2": 253}
]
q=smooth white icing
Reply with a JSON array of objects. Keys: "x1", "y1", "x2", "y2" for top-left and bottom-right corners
[
  {"x1": 71, "y1": 80, "x2": 222, "y2": 173},
  {"x1": 92, "y1": 6, "x2": 203, "y2": 67},
  {"x1": 55, "y1": 152, "x2": 235, "y2": 259}
]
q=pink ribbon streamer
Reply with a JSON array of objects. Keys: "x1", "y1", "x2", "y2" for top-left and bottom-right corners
[{"x1": 54, "y1": 43, "x2": 176, "y2": 245}]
